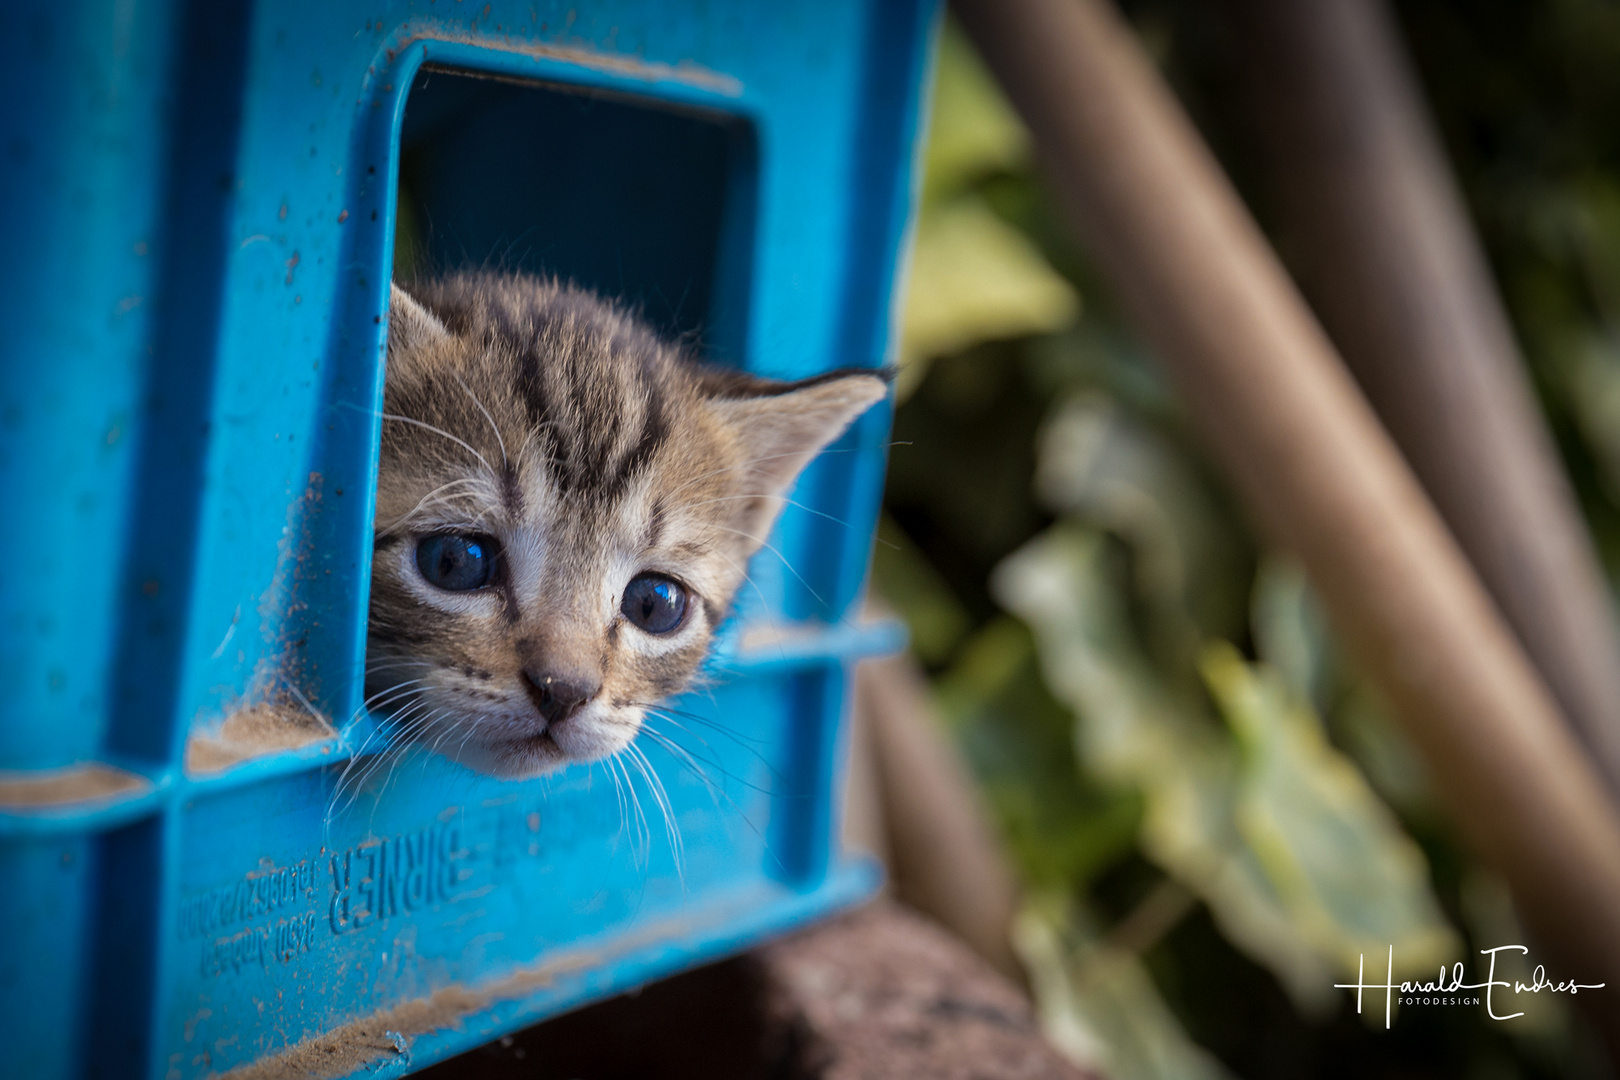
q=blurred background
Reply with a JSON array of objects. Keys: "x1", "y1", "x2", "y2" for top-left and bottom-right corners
[{"x1": 864, "y1": 1, "x2": 1620, "y2": 1076}]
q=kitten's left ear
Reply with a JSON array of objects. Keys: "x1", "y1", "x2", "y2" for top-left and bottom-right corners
[
  {"x1": 705, "y1": 369, "x2": 888, "y2": 541},
  {"x1": 387, "y1": 283, "x2": 450, "y2": 356}
]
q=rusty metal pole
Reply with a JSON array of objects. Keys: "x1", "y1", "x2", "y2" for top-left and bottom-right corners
[
  {"x1": 1226, "y1": 0, "x2": 1620, "y2": 802},
  {"x1": 856, "y1": 654, "x2": 1025, "y2": 983},
  {"x1": 951, "y1": 0, "x2": 1620, "y2": 1046}
]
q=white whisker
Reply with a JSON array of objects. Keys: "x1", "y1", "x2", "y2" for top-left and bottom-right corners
[
  {"x1": 381, "y1": 412, "x2": 495, "y2": 474},
  {"x1": 451, "y1": 371, "x2": 509, "y2": 468}
]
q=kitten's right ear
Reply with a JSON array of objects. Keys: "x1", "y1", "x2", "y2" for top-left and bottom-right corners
[
  {"x1": 703, "y1": 369, "x2": 889, "y2": 550},
  {"x1": 388, "y1": 283, "x2": 449, "y2": 355}
]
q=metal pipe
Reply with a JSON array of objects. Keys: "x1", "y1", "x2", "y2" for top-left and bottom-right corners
[{"x1": 1226, "y1": 0, "x2": 1620, "y2": 801}]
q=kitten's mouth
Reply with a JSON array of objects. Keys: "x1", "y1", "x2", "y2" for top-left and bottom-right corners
[
  {"x1": 453, "y1": 699, "x2": 638, "y2": 778},
  {"x1": 519, "y1": 730, "x2": 559, "y2": 754},
  {"x1": 489, "y1": 726, "x2": 562, "y2": 760}
]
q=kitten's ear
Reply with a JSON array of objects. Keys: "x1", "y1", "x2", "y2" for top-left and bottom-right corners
[
  {"x1": 705, "y1": 369, "x2": 888, "y2": 545},
  {"x1": 387, "y1": 283, "x2": 449, "y2": 355}
]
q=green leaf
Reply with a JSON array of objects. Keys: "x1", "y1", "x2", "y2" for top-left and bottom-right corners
[
  {"x1": 920, "y1": 20, "x2": 1030, "y2": 206},
  {"x1": 899, "y1": 194, "x2": 1080, "y2": 396},
  {"x1": 993, "y1": 527, "x2": 1338, "y2": 1011},
  {"x1": 1034, "y1": 393, "x2": 1249, "y2": 654},
  {"x1": 1249, "y1": 556, "x2": 1333, "y2": 712},
  {"x1": 996, "y1": 527, "x2": 1459, "y2": 1012},
  {"x1": 895, "y1": 19, "x2": 1078, "y2": 399},
  {"x1": 1014, "y1": 893, "x2": 1234, "y2": 1080},
  {"x1": 1200, "y1": 643, "x2": 1459, "y2": 980}
]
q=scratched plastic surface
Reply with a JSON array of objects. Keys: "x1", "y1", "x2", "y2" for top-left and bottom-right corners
[{"x1": 0, "y1": 2, "x2": 936, "y2": 1077}]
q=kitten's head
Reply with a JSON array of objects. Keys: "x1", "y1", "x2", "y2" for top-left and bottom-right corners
[{"x1": 366, "y1": 273, "x2": 886, "y2": 778}]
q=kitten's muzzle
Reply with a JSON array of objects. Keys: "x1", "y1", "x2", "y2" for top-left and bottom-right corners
[{"x1": 521, "y1": 669, "x2": 600, "y2": 726}]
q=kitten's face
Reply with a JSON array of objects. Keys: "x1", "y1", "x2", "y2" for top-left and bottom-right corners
[{"x1": 366, "y1": 275, "x2": 884, "y2": 778}]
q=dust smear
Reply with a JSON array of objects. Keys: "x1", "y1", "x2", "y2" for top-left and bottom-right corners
[
  {"x1": 0, "y1": 762, "x2": 149, "y2": 808},
  {"x1": 221, "y1": 984, "x2": 487, "y2": 1080},
  {"x1": 214, "y1": 910, "x2": 721, "y2": 1078},
  {"x1": 186, "y1": 704, "x2": 334, "y2": 775},
  {"x1": 217, "y1": 959, "x2": 600, "y2": 1080}
]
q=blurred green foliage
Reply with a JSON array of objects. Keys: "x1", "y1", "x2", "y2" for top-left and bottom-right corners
[
  {"x1": 897, "y1": 25, "x2": 1079, "y2": 396},
  {"x1": 876, "y1": 6, "x2": 1620, "y2": 1077}
]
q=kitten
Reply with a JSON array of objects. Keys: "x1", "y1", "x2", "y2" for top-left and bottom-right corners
[{"x1": 366, "y1": 272, "x2": 886, "y2": 778}]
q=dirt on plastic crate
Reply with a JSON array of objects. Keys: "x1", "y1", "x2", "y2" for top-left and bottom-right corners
[
  {"x1": 185, "y1": 703, "x2": 335, "y2": 775},
  {"x1": 0, "y1": 762, "x2": 150, "y2": 807}
]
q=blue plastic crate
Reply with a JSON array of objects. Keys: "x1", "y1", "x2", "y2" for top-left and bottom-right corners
[{"x1": 0, "y1": 2, "x2": 936, "y2": 1076}]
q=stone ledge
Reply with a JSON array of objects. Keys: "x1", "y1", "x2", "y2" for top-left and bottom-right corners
[{"x1": 419, "y1": 900, "x2": 1098, "y2": 1080}]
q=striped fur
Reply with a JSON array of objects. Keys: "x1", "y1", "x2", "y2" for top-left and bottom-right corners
[{"x1": 366, "y1": 272, "x2": 886, "y2": 777}]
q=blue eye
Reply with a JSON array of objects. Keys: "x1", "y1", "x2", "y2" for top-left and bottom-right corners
[
  {"x1": 416, "y1": 533, "x2": 499, "y2": 591},
  {"x1": 621, "y1": 573, "x2": 688, "y2": 634}
]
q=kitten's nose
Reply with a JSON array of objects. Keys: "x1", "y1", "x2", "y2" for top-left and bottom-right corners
[{"x1": 521, "y1": 670, "x2": 599, "y2": 726}]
